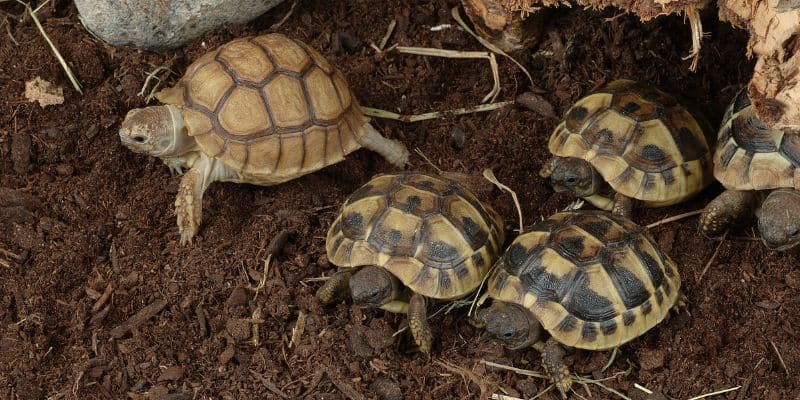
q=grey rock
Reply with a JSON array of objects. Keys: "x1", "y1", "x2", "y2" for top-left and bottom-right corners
[{"x1": 75, "y1": 0, "x2": 286, "y2": 49}]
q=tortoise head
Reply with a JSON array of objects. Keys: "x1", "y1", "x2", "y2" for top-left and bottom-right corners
[
  {"x1": 119, "y1": 105, "x2": 187, "y2": 157},
  {"x1": 756, "y1": 189, "x2": 800, "y2": 251},
  {"x1": 349, "y1": 266, "x2": 401, "y2": 308},
  {"x1": 540, "y1": 156, "x2": 601, "y2": 197},
  {"x1": 476, "y1": 301, "x2": 543, "y2": 350}
]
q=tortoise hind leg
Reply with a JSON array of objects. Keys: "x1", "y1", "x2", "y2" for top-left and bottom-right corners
[
  {"x1": 316, "y1": 270, "x2": 354, "y2": 305},
  {"x1": 611, "y1": 192, "x2": 635, "y2": 218},
  {"x1": 408, "y1": 293, "x2": 433, "y2": 354},
  {"x1": 542, "y1": 338, "x2": 572, "y2": 399},
  {"x1": 699, "y1": 190, "x2": 756, "y2": 238},
  {"x1": 358, "y1": 123, "x2": 410, "y2": 168}
]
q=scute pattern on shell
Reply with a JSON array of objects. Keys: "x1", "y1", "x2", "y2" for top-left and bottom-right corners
[
  {"x1": 713, "y1": 88, "x2": 800, "y2": 191},
  {"x1": 486, "y1": 210, "x2": 680, "y2": 350},
  {"x1": 326, "y1": 173, "x2": 506, "y2": 300},
  {"x1": 161, "y1": 33, "x2": 367, "y2": 180},
  {"x1": 548, "y1": 79, "x2": 713, "y2": 206}
]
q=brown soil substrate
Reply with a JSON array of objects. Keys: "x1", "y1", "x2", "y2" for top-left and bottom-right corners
[{"x1": 1, "y1": 1, "x2": 798, "y2": 399}]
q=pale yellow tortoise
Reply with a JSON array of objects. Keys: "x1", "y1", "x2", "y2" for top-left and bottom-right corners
[{"x1": 118, "y1": 33, "x2": 409, "y2": 244}]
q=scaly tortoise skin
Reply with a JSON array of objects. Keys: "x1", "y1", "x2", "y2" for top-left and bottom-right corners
[
  {"x1": 476, "y1": 210, "x2": 682, "y2": 398},
  {"x1": 540, "y1": 79, "x2": 714, "y2": 218},
  {"x1": 118, "y1": 33, "x2": 409, "y2": 244},
  {"x1": 316, "y1": 172, "x2": 506, "y2": 353},
  {"x1": 699, "y1": 88, "x2": 800, "y2": 251}
]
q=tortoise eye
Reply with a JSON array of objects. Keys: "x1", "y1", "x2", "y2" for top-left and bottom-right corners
[{"x1": 133, "y1": 136, "x2": 146, "y2": 143}]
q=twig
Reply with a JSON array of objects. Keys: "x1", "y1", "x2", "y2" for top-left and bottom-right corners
[
  {"x1": 378, "y1": 19, "x2": 396, "y2": 50},
  {"x1": 435, "y1": 359, "x2": 493, "y2": 399},
  {"x1": 479, "y1": 360, "x2": 549, "y2": 379},
  {"x1": 250, "y1": 254, "x2": 272, "y2": 301},
  {"x1": 250, "y1": 306, "x2": 262, "y2": 347},
  {"x1": 467, "y1": 265, "x2": 495, "y2": 318},
  {"x1": 450, "y1": 6, "x2": 534, "y2": 90},
  {"x1": 17, "y1": 0, "x2": 82, "y2": 94},
  {"x1": 697, "y1": 231, "x2": 727, "y2": 283},
  {"x1": 601, "y1": 347, "x2": 619, "y2": 372},
  {"x1": 4, "y1": 18, "x2": 18, "y2": 46},
  {"x1": 646, "y1": 209, "x2": 703, "y2": 229},
  {"x1": 138, "y1": 66, "x2": 175, "y2": 103},
  {"x1": 363, "y1": 100, "x2": 513, "y2": 122},
  {"x1": 289, "y1": 310, "x2": 307, "y2": 348},
  {"x1": 483, "y1": 168, "x2": 524, "y2": 233},
  {"x1": 491, "y1": 394, "x2": 523, "y2": 400},
  {"x1": 395, "y1": 45, "x2": 500, "y2": 103},
  {"x1": 269, "y1": 0, "x2": 298, "y2": 30},
  {"x1": 769, "y1": 340, "x2": 790, "y2": 377},
  {"x1": 413, "y1": 147, "x2": 443, "y2": 175},
  {"x1": 686, "y1": 386, "x2": 741, "y2": 400},
  {"x1": 633, "y1": 383, "x2": 652, "y2": 394}
]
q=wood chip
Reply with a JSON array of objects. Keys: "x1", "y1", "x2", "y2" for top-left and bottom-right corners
[
  {"x1": 157, "y1": 366, "x2": 184, "y2": 382},
  {"x1": 109, "y1": 299, "x2": 168, "y2": 339},
  {"x1": 327, "y1": 369, "x2": 366, "y2": 400},
  {"x1": 251, "y1": 370, "x2": 290, "y2": 399},
  {"x1": 515, "y1": 92, "x2": 558, "y2": 120},
  {"x1": 24, "y1": 76, "x2": 64, "y2": 107},
  {"x1": 267, "y1": 229, "x2": 291, "y2": 255},
  {"x1": 91, "y1": 283, "x2": 113, "y2": 313},
  {"x1": 289, "y1": 310, "x2": 307, "y2": 348}
]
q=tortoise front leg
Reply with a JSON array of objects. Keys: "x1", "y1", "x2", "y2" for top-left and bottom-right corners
[
  {"x1": 408, "y1": 293, "x2": 433, "y2": 354},
  {"x1": 699, "y1": 189, "x2": 756, "y2": 238},
  {"x1": 611, "y1": 192, "x2": 635, "y2": 218},
  {"x1": 542, "y1": 337, "x2": 572, "y2": 399},
  {"x1": 315, "y1": 270, "x2": 354, "y2": 305},
  {"x1": 175, "y1": 157, "x2": 217, "y2": 245},
  {"x1": 175, "y1": 167, "x2": 205, "y2": 245}
]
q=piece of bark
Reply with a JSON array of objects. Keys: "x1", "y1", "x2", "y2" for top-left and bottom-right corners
[
  {"x1": 718, "y1": 0, "x2": 800, "y2": 130},
  {"x1": 109, "y1": 299, "x2": 168, "y2": 338}
]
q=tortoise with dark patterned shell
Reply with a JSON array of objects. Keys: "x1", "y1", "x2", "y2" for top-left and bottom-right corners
[
  {"x1": 316, "y1": 172, "x2": 506, "y2": 353},
  {"x1": 699, "y1": 88, "x2": 800, "y2": 251},
  {"x1": 539, "y1": 79, "x2": 714, "y2": 218},
  {"x1": 474, "y1": 210, "x2": 683, "y2": 398}
]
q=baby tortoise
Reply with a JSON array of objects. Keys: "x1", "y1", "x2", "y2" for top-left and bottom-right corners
[
  {"x1": 540, "y1": 79, "x2": 714, "y2": 218},
  {"x1": 118, "y1": 33, "x2": 409, "y2": 244},
  {"x1": 699, "y1": 88, "x2": 800, "y2": 251},
  {"x1": 475, "y1": 210, "x2": 682, "y2": 398},
  {"x1": 317, "y1": 172, "x2": 505, "y2": 353}
]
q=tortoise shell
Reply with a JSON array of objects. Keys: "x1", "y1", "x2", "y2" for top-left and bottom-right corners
[
  {"x1": 154, "y1": 33, "x2": 368, "y2": 183},
  {"x1": 713, "y1": 88, "x2": 800, "y2": 191},
  {"x1": 326, "y1": 172, "x2": 506, "y2": 300},
  {"x1": 485, "y1": 210, "x2": 680, "y2": 350},
  {"x1": 548, "y1": 79, "x2": 714, "y2": 207}
]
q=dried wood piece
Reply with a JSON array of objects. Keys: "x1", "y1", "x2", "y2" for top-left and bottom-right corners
[
  {"x1": 109, "y1": 299, "x2": 168, "y2": 338},
  {"x1": 718, "y1": 0, "x2": 800, "y2": 130}
]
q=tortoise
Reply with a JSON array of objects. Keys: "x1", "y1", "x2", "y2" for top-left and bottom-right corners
[
  {"x1": 118, "y1": 33, "x2": 409, "y2": 244},
  {"x1": 699, "y1": 88, "x2": 800, "y2": 251},
  {"x1": 474, "y1": 210, "x2": 682, "y2": 398},
  {"x1": 316, "y1": 172, "x2": 506, "y2": 353},
  {"x1": 539, "y1": 79, "x2": 714, "y2": 218}
]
